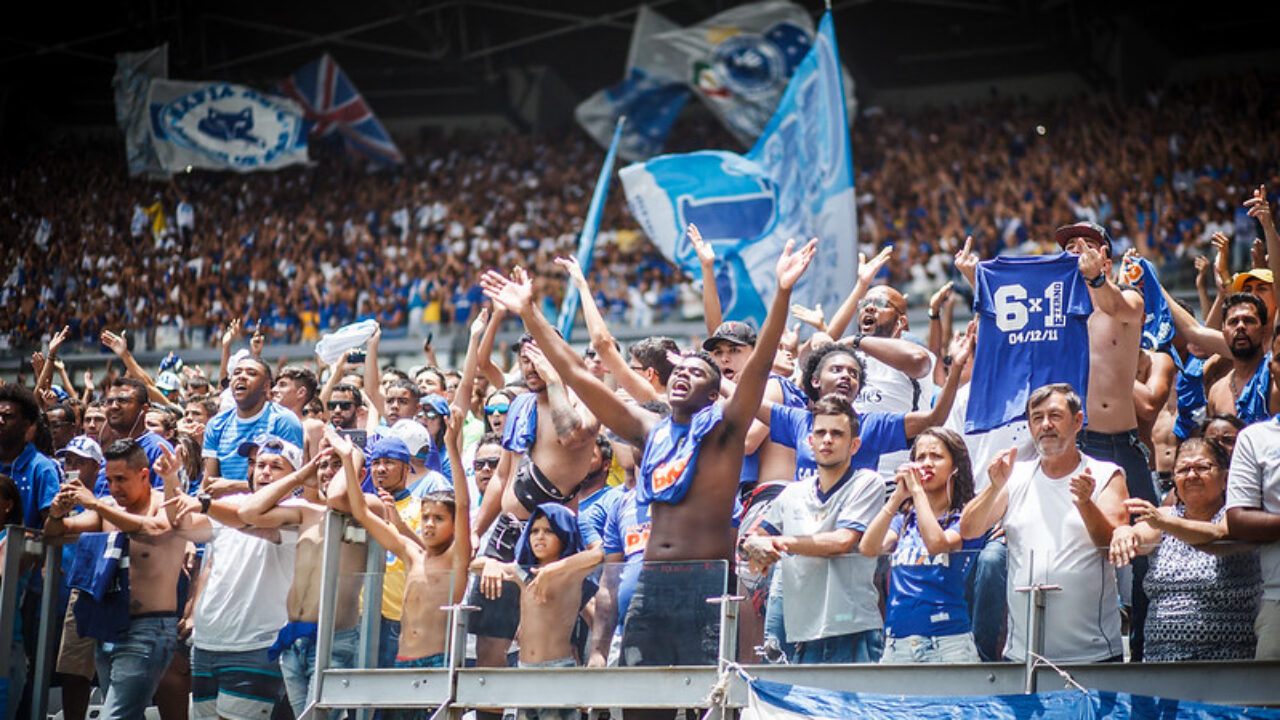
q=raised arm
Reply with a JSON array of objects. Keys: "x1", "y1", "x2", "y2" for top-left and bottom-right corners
[
  {"x1": 521, "y1": 343, "x2": 599, "y2": 447},
  {"x1": 480, "y1": 267, "x2": 655, "y2": 447},
  {"x1": 1077, "y1": 247, "x2": 1144, "y2": 323},
  {"x1": 453, "y1": 308, "x2": 492, "y2": 421},
  {"x1": 318, "y1": 352, "x2": 352, "y2": 407},
  {"x1": 363, "y1": 326, "x2": 386, "y2": 418},
  {"x1": 960, "y1": 448, "x2": 1013, "y2": 540},
  {"x1": 218, "y1": 319, "x2": 240, "y2": 386},
  {"x1": 101, "y1": 330, "x2": 168, "y2": 405},
  {"x1": 1244, "y1": 185, "x2": 1280, "y2": 313},
  {"x1": 1161, "y1": 284, "x2": 1230, "y2": 358},
  {"x1": 903, "y1": 330, "x2": 973, "y2": 438},
  {"x1": 687, "y1": 224, "x2": 723, "y2": 334},
  {"x1": 36, "y1": 326, "x2": 69, "y2": 393},
  {"x1": 557, "y1": 256, "x2": 660, "y2": 405},
  {"x1": 473, "y1": 304, "x2": 508, "y2": 390},
  {"x1": 444, "y1": 409, "x2": 472, "y2": 599},
  {"x1": 826, "y1": 246, "x2": 892, "y2": 339},
  {"x1": 237, "y1": 458, "x2": 316, "y2": 527},
  {"x1": 721, "y1": 239, "x2": 817, "y2": 438},
  {"x1": 328, "y1": 427, "x2": 412, "y2": 560}
]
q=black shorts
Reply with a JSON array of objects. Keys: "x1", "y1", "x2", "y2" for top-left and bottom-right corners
[
  {"x1": 619, "y1": 562, "x2": 726, "y2": 667},
  {"x1": 466, "y1": 514, "x2": 524, "y2": 641}
]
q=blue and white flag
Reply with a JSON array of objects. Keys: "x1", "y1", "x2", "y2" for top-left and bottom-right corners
[
  {"x1": 1120, "y1": 254, "x2": 1175, "y2": 351},
  {"x1": 655, "y1": 1, "x2": 817, "y2": 145},
  {"x1": 744, "y1": 679, "x2": 1280, "y2": 720},
  {"x1": 557, "y1": 118, "x2": 625, "y2": 340},
  {"x1": 575, "y1": 6, "x2": 691, "y2": 162},
  {"x1": 621, "y1": 11, "x2": 856, "y2": 326},
  {"x1": 147, "y1": 80, "x2": 309, "y2": 174},
  {"x1": 113, "y1": 44, "x2": 169, "y2": 179}
]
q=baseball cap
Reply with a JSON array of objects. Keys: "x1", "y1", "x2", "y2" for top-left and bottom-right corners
[
  {"x1": 156, "y1": 371, "x2": 182, "y2": 393},
  {"x1": 1054, "y1": 221, "x2": 1112, "y2": 256},
  {"x1": 49, "y1": 385, "x2": 70, "y2": 402},
  {"x1": 702, "y1": 321, "x2": 758, "y2": 351},
  {"x1": 56, "y1": 436, "x2": 105, "y2": 467},
  {"x1": 384, "y1": 419, "x2": 431, "y2": 457},
  {"x1": 367, "y1": 436, "x2": 412, "y2": 466},
  {"x1": 1231, "y1": 268, "x2": 1274, "y2": 294},
  {"x1": 419, "y1": 394, "x2": 451, "y2": 417},
  {"x1": 237, "y1": 433, "x2": 303, "y2": 469}
]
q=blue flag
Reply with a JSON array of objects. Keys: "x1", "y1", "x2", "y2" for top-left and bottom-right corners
[
  {"x1": 620, "y1": 11, "x2": 856, "y2": 326},
  {"x1": 1120, "y1": 255, "x2": 1175, "y2": 350},
  {"x1": 557, "y1": 118, "x2": 625, "y2": 340}
]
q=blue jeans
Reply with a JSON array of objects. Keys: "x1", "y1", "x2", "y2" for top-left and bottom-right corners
[
  {"x1": 882, "y1": 632, "x2": 981, "y2": 663},
  {"x1": 279, "y1": 627, "x2": 360, "y2": 719},
  {"x1": 965, "y1": 533, "x2": 1007, "y2": 662},
  {"x1": 790, "y1": 629, "x2": 883, "y2": 664},
  {"x1": 96, "y1": 616, "x2": 179, "y2": 720},
  {"x1": 762, "y1": 570, "x2": 794, "y2": 661},
  {"x1": 378, "y1": 617, "x2": 401, "y2": 669}
]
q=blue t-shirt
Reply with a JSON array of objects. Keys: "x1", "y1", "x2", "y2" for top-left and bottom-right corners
[
  {"x1": 769, "y1": 404, "x2": 907, "y2": 485},
  {"x1": 1235, "y1": 353, "x2": 1273, "y2": 425},
  {"x1": 501, "y1": 392, "x2": 538, "y2": 454},
  {"x1": 0, "y1": 443, "x2": 59, "y2": 529},
  {"x1": 577, "y1": 485, "x2": 621, "y2": 548},
  {"x1": 638, "y1": 404, "x2": 723, "y2": 507},
  {"x1": 602, "y1": 488, "x2": 649, "y2": 633},
  {"x1": 201, "y1": 402, "x2": 304, "y2": 481},
  {"x1": 967, "y1": 252, "x2": 1092, "y2": 433},
  {"x1": 885, "y1": 512, "x2": 983, "y2": 638},
  {"x1": 1173, "y1": 355, "x2": 1205, "y2": 441},
  {"x1": 93, "y1": 431, "x2": 174, "y2": 497}
]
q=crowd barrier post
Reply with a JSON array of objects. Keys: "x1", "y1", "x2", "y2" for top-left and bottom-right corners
[
  {"x1": 355, "y1": 532, "x2": 383, "y2": 720},
  {"x1": 1014, "y1": 549, "x2": 1061, "y2": 694},
  {"x1": 29, "y1": 539, "x2": 60, "y2": 720},
  {"x1": 0, "y1": 524, "x2": 27, "y2": 681},
  {"x1": 302, "y1": 510, "x2": 347, "y2": 720}
]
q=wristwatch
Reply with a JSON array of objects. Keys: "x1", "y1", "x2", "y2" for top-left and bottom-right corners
[
  {"x1": 1087, "y1": 273, "x2": 1107, "y2": 288},
  {"x1": 197, "y1": 492, "x2": 212, "y2": 514},
  {"x1": 851, "y1": 334, "x2": 865, "y2": 350}
]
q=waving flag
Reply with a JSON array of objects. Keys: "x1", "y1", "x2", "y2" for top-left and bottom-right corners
[
  {"x1": 558, "y1": 118, "x2": 625, "y2": 340},
  {"x1": 147, "y1": 80, "x2": 309, "y2": 173},
  {"x1": 1120, "y1": 254, "x2": 1175, "y2": 351},
  {"x1": 575, "y1": 6, "x2": 692, "y2": 162},
  {"x1": 280, "y1": 54, "x2": 403, "y2": 165},
  {"x1": 621, "y1": 11, "x2": 856, "y2": 327},
  {"x1": 114, "y1": 44, "x2": 169, "y2": 179}
]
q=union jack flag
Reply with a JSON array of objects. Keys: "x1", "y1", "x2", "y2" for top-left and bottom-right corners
[{"x1": 280, "y1": 53, "x2": 403, "y2": 165}]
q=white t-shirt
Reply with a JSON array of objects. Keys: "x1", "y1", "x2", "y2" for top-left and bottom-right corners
[
  {"x1": 193, "y1": 494, "x2": 297, "y2": 651},
  {"x1": 943, "y1": 382, "x2": 1032, "y2": 493},
  {"x1": 1226, "y1": 417, "x2": 1280, "y2": 599},
  {"x1": 854, "y1": 352, "x2": 936, "y2": 477},
  {"x1": 176, "y1": 202, "x2": 194, "y2": 230},
  {"x1": 1002, "y1": 454, "x2": 1123, "y2": 663},
  {"x1": 764, "y1": 467, "x2": 884, "y2": 642}
]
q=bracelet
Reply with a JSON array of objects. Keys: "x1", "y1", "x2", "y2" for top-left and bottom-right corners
[
  {"x1": 1086, "y1": 272, "x2": 1107, "y2": 288},
  {"x1": 928, "y1": 311, "x2": 941, "y2": 320},
  {"x1": 198, "y1": 492, "x2": 212, "y2": 514},
  {"x1": 852, "y1": 334, "x2": 864, "y2": 350}
]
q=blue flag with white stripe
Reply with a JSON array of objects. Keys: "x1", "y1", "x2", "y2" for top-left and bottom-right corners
[{"x1": 620, "y1": 11, "x2": 856, "y2": 326}]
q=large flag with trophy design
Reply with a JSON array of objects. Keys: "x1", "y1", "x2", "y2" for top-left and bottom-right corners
[
  {"x1": 621, "y1": 10, "x2": 856, "y2": 327},
  {"x1": 147, "y1": 80, "x2": 310, "y2": 173}
]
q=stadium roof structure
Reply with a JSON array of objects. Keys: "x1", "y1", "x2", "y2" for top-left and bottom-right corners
[{"x1": 2, "y1": 0, "x2": 1278, "y2": 134}]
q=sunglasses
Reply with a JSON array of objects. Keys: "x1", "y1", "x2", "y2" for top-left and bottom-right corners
[
  {"x1": 422, "y1": 411, "x2": 441, "y2": 420},
  {"x1": 857, "y1": 297, "x2": 906, "y2": 315},
  {"x1": 485, "y1": 404, "x2": 510, "y2": 415},
  {"x1": 327, "y1": 400, "x2": 354, "y2": 411},
  {"x1": 474, "y1": 457, "x2": 500, "y2": 469}
]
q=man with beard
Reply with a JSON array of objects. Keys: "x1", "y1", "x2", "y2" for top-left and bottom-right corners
[
  {"x1": 326, "y1": 383, "x2": 364, "y2": 432},
  {"x1": 202, "y1": 355, "x2": 304, "y2": 487},
  {"x1": 1206, "y1": 293, "x2": 1275, "y2": 423},
  {"x1": 960, "y1": 383, "x2": 1128, "y2": 663}
]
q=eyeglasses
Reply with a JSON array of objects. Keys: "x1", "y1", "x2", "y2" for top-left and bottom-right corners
[
  {"x1": 485, "y1": 404, "x2": 510, "y2": 415},
  {"x1": 857, "y1": 297, "x2": 905, "y2": 315},
  {"x1": 1173, "y1": 463, "x2": 1218, "y2": 478},
  {"x1": 104, "y1": 397, "x2": 136, "y2": 406},
  {"x1": 421, "y1": 411, "x2": 441, "y2": 420},
  {"x1": 474, "y1": 457, "x2": 500, "y2": 469},
  {"x1": 327, "y1": 400, "x2": 354, "y2": 411}
]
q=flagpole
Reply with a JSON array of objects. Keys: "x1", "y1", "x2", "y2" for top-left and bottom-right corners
[{"x1": 556, "y1": 116, "x2": 627, "y2": 341}]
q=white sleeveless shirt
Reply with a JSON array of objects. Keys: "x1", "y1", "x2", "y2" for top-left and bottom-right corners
[{"x1": 1002, "y1": 453, "x2": 1124, "y2": 663}]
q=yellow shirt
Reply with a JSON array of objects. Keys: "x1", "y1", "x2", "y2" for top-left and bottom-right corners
[{"x1": 381, "y1": 492, "x2": 421, "y2": 621}]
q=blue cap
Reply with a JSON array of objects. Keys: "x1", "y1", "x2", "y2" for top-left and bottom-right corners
[
  {"x1": 367, "y1": 436, "x2": 412, "y2": 465},
  {"x1": 419, "y1": 394, "x2": 450, "y2": 417},
  {"x1": 237, "y1": 433, "x2": 303, "y2": 468},
  {"x1": 50, "y1": 385, "x2": 70, "y2": 402}
]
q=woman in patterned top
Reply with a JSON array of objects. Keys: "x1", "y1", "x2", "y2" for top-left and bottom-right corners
[{"x1": 1110, "y1": 438, "x2": 1261, "y2": 661}]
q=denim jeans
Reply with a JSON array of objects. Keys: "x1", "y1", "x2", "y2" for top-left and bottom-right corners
[
  {"x1": 378, "y1": 617, "x2": 401, "y2": 669},
  {"x1": 965, "y1": 533, "x2": 1008, "y2": 662},
  {"x1": 96, "y1": 616, "x2": 179, "y2": 720},
  {"x1": 279, "y1": 627, "x2": 360, "y2": 719},
  {"x1": 761, "y1": 569, "x2": 794, "y2": 661},
  {"x1": 790, "y1": 629, "x2": 883, "y2": 664},
  {"x1": 881, "y1": 632, "x2": 981, "y2": 664}
]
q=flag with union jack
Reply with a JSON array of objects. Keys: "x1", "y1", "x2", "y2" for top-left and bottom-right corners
[{"x1": 280, "y1": 53, "x2": 403, "y2": 165}]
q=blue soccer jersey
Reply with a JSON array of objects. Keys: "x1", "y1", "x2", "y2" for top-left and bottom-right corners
[{"x1": 966, "y1": 253, "x2": 1092, "y2": 433}]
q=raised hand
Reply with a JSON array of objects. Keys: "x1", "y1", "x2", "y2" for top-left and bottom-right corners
[
  {"x1": 323, "y1": 425, "x2": 355, "y2": 458},
  {"x1": 987, "y1": 447, "x2": 1017, "y2": 490},
  {"x1": 1244, "y1": 185, "x2": 1273, "y2": 227},
  {"x1": 790, "y1": 303, "x2": 825, "y2": 330},
  {"x1": 687, "y1": 223, "x2": 715, "y2": 267},
  {"x1": 1251, "y1": 238, "x2": 1268, "y2": 271},
  {"x1": 443, "y1": 405, "x2": 464, "y2": 444},
  {"x1": 857, "y1": 246, "x2": 893, "y2": 287},
  {"x1": 1123, "y1": 497, "x2": 1162, "y2": 527},
  {"x1": 521, "y1": 342, "x2": 562, "y2": 386},
  {"x1": 48, "y1": 326, "x2": 70, "y2": 357},
  {"x1": 154, "y1": 444, "x2": 182, "y2": 483},
  {"x1": 776, "y1": 238, "x2": 818, "y2": 291},
  {"x1": 1194, "y1": 256, "x2": 1211, "y2": 287},
  {"x1": 554, "y1": 256, "x2": 588, "y2": 289},
  {"x1": 1077, "y1": 244, "x2": 1107, "y2": 282},
  {"x1": 929, "y1": 281, "x2": 954, "y2": 316},
  {"x1": 479, "y1": 268, "x2": 534, "y2": 315},
  {"x1": 1068, "y1": 467, "x2": 1095, "y2": 506},
  {"x1": 249, "y1": 329, "x2": 265, "y2": 356},
  {"x1": 100, "y1": 330, "x2": 127, "y2": 356},
  {"x1": 469, "y1": 307, "x2": 491, "y2": 342},
  {"x1": 221, "y1": 319, "x2": 241, "y2": 349},
  {"x1": 1211, "y1": 232, "x2": 1232, "y2": 289},
  {"x1": 953, "y1": 236, "x2": 979, "y2": 285}
]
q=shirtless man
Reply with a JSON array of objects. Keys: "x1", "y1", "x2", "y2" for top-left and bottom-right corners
[
  {"x1": 466, "y1": 300, "x2": 601, "y2": 673},
  {"x1": 335, "y1": 417, "x2": 471, "y2": 668},
  {"x1": 45, "y1": 438, "x2": 187, "y2": 720},
  {"x1": 1205, "y1": 293, "x2": 1273, "y2": 424},
  {"x1": 481, "y1": 238, "x2": 816, "y2": 678},
  {"x1": 236, "y1": 440, "x2": 368, "y2": 719}
]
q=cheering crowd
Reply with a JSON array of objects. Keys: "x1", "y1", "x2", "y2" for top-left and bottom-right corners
[
  {"x1": 0, "y1": 70, "x2": 1279, "y2": 720},
  {"x1": 3, "y1": 71, "x2": 1280, "y2": 352}
]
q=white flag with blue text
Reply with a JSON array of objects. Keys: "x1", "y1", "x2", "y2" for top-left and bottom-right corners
[
  {"x1": 575, "y1": 6, "x2": 691, "y2": 162},
  {"x1": 147, "y1": 80, "x2": 309, "y2": 174},
  {"x1": 621, "y1": 11, "x2": 856, "y2": 327}
]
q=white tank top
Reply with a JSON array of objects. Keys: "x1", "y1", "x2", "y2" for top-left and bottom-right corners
[{"x1": 1002, "y1": 453, "x2": 1124, "y2": 663}]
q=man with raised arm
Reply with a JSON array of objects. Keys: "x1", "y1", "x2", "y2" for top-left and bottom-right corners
[{"x1": 480, "y1": 238, "x2": 817, "y2": 671}]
